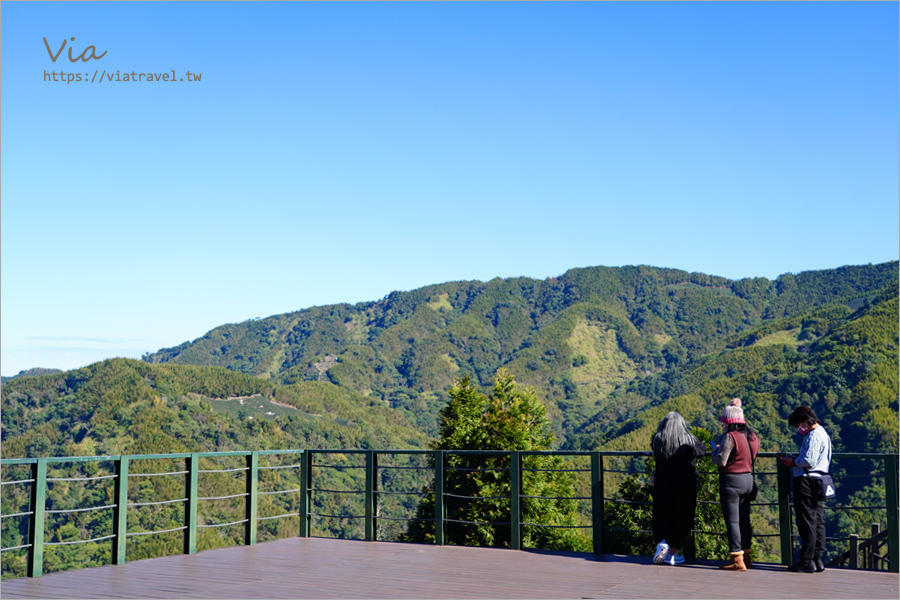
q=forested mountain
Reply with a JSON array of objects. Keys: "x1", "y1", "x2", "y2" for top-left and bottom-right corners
[
  {"x1": 0, "y1": 368, "x2": 62, "y2": 386},
  {"x1": 140, "y1": 261, "x2": 898, "y2": 449},
  {"x1": 3, "y1": 262, "x2": 896, "y2": 459},
  {"x1": 593, "y1": 281, "x2": 899, "y2": 454},
  {"x1": 1, "y1": 359, "x2": 428, "y2": 460}
]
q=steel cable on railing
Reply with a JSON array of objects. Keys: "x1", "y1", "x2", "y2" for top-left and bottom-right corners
[
  {"x1": 522, "y1": 468, "x2": 590, "y2": 473},
  {"x1": 197, "y1": 518, "x2": 249, "y2": 529},
  {"x1": 601, "y1": 469, "x2": 650, "y2": 474},
  {"x1": 520, "y1": 494, "x2": 590, "y2": 501},
  {"x1": 521, "y1": 522, "x2": 594, "y2": 529},
  {"x1": 258, "y1": 488, "x2": 302, "y2": 496},
  {"x1": 46, "y1": 533, "x2": 116, "y2": 546},
  {"x1": 443, "y1": 492, "x2": 509, "y2": 500},
  {"x1": 128, "y1": 497, "x2": 188, "y2": 507},
  {"x1": 375, "y1": 515, "x2": 434, "y2": 522},
  {"x1": 46, "y1": 474, "x2": 117, "y2": 483},
  {"x1": 445, "y1": 518, "x2": 511, "y2": 526},
  {"x1": 309, "y1": 513, "x2": 365, "y2": 519},
  {"x1": 374, "y1": 490, "x2": 430, "y2": 496},
  {"x1": 444, "y1": 467, "x2": 510, "y2": 472},
  {"x1": 126, "y1": 525, "x2": 188, "y2": 537},
  {"x1": 604, "y1": 497, "x2": 651, "y2": 505},
  {"x1": 45, "y1": 504, "x2": 115, "y2": 515},
  {"x1": 198, "y1": 492, "x2": 248, "y2": 501},
  {"x1": 309, "y1": 488, "x2": 363, "y2": 494},
  {"x1": 258, "y1": 464, "x2": 302, "y2": 470},
  {"x1": 313, "y1": 464, "x2": 365, "y2": 469},
  {"x1": 0, "y1": 478, "x2": 35, "y2": 486},
  {"x1": 378, "y1": 465, "x2": 431, "y2": 471},
  {"x1": 257, "y1": 512, "x2": 298, "y2": 522},
  {"x1": 0, "y1": 511, "x2": 34, "y2": 519},
  {"x1": 0, "y1": 543, "x2": 33, "y2": 552}
]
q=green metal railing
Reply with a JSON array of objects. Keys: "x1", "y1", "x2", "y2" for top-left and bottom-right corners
[{"x1": 1, "y1": 450, "x2": 897, "y2": 577}]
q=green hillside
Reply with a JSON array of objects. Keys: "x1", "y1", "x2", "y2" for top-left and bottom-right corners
[
  {"x1": 1, "y1": 359, "x2": 428, "y2": 459},
  {"x1": 594, "y1": 285, "x2": 899, "y2": 455},
  {"x1": 142, "y1": 262, "x2": 899, "y2": 444}
]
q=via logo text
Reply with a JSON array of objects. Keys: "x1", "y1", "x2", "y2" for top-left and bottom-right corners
[{"x1": 43, "y1": 37, "x2": 107, "y2": 62}]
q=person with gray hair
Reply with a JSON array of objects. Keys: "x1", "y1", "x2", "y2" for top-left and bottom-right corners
[{"x1": 650, "y1": 411, "x2": 707, "y2": 565}]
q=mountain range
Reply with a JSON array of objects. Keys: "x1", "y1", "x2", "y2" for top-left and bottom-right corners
[{"x1": 2, "y1": 261, "x2": 897, "y2": 459}]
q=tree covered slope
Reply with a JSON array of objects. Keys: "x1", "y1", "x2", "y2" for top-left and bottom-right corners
[
  {"x1": 141, "y1": 262, "x2": 898, "y2": 444},
  {"x1": 1, "y1": 359, "x2": 428, "y2": 459}
]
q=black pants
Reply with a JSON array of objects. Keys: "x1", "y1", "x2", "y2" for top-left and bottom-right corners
[
  {"x1": 652, "y1": 477, "x2": 697, "y2": 549},
  {"x1": 719, "y1": 472, "x2": 753, "y2": 552},
  {"x1": 793, "y1": 477, "x2": 826, "y2": 563}
]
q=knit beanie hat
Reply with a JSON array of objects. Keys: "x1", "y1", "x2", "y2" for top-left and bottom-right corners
[{"x1": 720, "y1": 398, "x2": 745, "y2": 424}]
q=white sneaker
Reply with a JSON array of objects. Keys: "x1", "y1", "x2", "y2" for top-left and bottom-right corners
[
  {"x1": 653, "y1": 541, "x2": 670, "y2": 564},
  {"x1": 665, "y1": 551, "x2": 685, "y2": 565}
]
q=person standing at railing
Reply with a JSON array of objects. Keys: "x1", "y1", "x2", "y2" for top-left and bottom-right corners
[
  {"x1": 650, "y1": 411, "x2": 707, "y2": 566},
  {"x1": 779, "y1": 405, "x2": 833, "y2": 574},
  {"x1": 711, "y1": 398, "x2": 760, "y2": 572}
]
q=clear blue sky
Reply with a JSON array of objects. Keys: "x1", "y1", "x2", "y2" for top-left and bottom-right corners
[{"x1": 2, "y1": 2, "x2": 898, "y2": 377}]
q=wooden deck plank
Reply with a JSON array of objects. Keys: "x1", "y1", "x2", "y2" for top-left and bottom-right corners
[{"x1": 1, "y1": 537, "x2": 897, "y2": 599}]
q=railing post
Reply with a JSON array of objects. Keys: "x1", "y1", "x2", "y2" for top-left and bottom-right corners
[
  {"x1": 365, "y1": 450, "x2": 376, "y2": 542},
  {"x1": 849, "y1": 534, "x2": 859, "y2": 569},
  {"x1": 184, "y1": 453, "x2": 199, "y2": 555},
  {"x1": 884, "y1": 454, "x2": 899, "y2": 573},
  {"x1": 434, "y1": 450, "x2": 445, "y2": 546},
  {"x1": 590, "y1": 452, "x2": 604, "y2": 555},
  {"x1": 777, "y1": 459, "x2": 793, "y2": 565},
  {"x1": 870, "y1": 523, "x2": 880, "y2": 570},
  {"x1": 113, "y1": 456, "x2": 129, "y2": 564},
  {"x1": 245, "y1": 452, "x2": 258, "y2": 546},
  {"x1": 26, "y1": 458, "x2": 47, "y2": 578},
  {"x1": 299, "y1": 450, "x2": 310, "y2": 538},
  {"x1": 510, "y1": 451, "x2": 521, "y2": 551}
]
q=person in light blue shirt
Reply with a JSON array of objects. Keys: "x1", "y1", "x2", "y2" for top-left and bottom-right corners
[{"x1": 779, "y1": 406, "x2": 832, "y2": 573}]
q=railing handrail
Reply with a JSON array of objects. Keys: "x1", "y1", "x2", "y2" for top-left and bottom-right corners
[
  {"x1": 3, "y1": 450, "x2": 890, "y2": 464},
  {"x1": 2, "y1": 449, "x2": 897, "y2": 579}
]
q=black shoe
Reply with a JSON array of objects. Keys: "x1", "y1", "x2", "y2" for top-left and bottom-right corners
[
  {"x1": 788, "y1": 561, "x2": 816, "y2": 573},
  {"x1": 814, "y1": 558, "x2": 826, "y2": 573}
]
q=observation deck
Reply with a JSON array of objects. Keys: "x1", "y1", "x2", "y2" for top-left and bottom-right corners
[
  {"x1": 1, "y1": 536, "x2": 897, "y2": 599},
  {"x1": 2, "y1": 449, "x2": 897, "y2": 598}
]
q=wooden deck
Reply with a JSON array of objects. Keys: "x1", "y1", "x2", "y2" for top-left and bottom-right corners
[{"x1": 1, "y1": 537, "x2": 898, "y2": 599}]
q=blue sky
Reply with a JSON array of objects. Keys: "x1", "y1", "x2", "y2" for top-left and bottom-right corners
[{"x1": 2, "y1": 2, "x2": 898, "y2": 377}]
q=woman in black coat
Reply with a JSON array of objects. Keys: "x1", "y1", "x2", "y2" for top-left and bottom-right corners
[{"x1": 650, "y1": 411, "x2": 707, "y2": 565}]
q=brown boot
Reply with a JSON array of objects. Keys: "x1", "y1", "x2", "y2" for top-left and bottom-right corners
[
  {"x1": 720, "y1": 551, "x2": 747, "y2": 571},
  {"x1": 742, "y1": 549, "x2": 752, "y2": 569}
]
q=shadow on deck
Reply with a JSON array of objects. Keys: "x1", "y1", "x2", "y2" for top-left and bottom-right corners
[{"x1": 1, "y1": 537, "x2": 898, "y2": 599}]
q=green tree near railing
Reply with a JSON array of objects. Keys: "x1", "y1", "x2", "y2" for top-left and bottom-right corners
[{"x1": 403, "y1": 370, "x2": 590, "y2": 551}]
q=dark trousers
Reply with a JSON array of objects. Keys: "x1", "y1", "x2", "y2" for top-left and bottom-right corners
[
  {"x1": 652, "y1": 477, "x2": 697, "y2": 550},
  {"x1": 719, "y1": 472, "x2": 753, "y2": 552},
  {"x1": 794, "y1": 477, "x2": 826, "y2": 563}
]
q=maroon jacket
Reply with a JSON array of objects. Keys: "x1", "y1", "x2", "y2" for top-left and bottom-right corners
[{"x1": 719, "y1": 431, "x2": 760, "y2": 474}]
